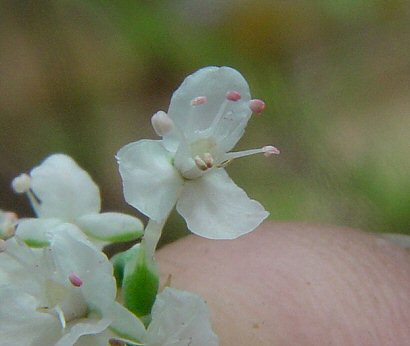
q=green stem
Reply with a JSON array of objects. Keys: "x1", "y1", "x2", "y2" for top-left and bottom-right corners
[{"x1": 142, "y1": 218, "x2": 167, "y2": 259}]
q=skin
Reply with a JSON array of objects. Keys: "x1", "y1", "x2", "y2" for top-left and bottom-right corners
[{"x1": 157, "y1": 222, "x2": 410, "y2": 345}]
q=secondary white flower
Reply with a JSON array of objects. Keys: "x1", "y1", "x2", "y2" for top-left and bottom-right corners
[
  {"x1": 117, "y1": 66, "x2": 278, "y2": 239},
  {"x1": 12, "y1": 154, "x2": 143, "y2": 247},
  {"x1": 145, "y1": 287, "x2": 218, "y2": 346},
  {"x1": 0, "y1": 224, "x2": 146, "y2": 346}
]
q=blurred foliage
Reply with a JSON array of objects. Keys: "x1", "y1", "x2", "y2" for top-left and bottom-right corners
[{"x1": 1, "y1": 0, "x2": 409, "y2": 244}]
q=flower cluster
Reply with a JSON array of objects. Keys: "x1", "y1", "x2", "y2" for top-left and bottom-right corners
[{"x1": 0, "y1": 66, "x2": 278, "y2": 345}]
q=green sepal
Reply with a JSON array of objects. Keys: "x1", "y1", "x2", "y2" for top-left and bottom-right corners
[
  {"x1": 111, "y1": 245, "x2": 140, "y2": 288},
  {"x1": 122, "y1": 243, "x2": 159, "y2": 321},
  {"x1": 23, "y1": 238, "x2": 50, "y2": 248}
]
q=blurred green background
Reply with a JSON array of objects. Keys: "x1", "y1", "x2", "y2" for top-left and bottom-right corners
[{"x1": 1, "y1": 0, "x2": 409, "y2": 243}]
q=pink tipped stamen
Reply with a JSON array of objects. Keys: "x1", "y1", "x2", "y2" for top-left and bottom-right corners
[
  {"x1": 194, "y1": 156, "x2": 208, "y2": 171},
  {"x1": 226, "y1": 90, "x2": 241, "y2": 101},
  {"x1": 262, "y1": 145, "x2": 280, "y2": 157},
  {"x1": 191, "y1": 96, "x2": 208, "y2": 106},
  {"x1": 69, "y1": 272, "x2": 83, "y2": 287},
  {"x1": 203, "y1": 153, "x2": 214, "y2": 168},
  {"x1": 249, "y1": 99, "x2": 266, "y2": 113},
  {"x1": 223, "y1": 145, "x2": 280, "y2": 161}
]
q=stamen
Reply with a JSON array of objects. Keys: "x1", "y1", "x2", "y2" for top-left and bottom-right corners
[
  {"x1": 68, "y1": 272, "x2": 83, "y2": 287},
  {"x1": 11, "y1": 173, "x2": 31, "y2": 194},
  {"x1": 191, "y1": 96, "x2": 208, "y2": 106},
  {"x1": 223, "y1": 145, "x2": 280, "y2": 161},
  {"x1": 203, "y1": 152, "x2": 214, "y2": 168},
  {"x1": 194, "y1": 155, "x2": 208, "y2": 171},
  {"x1": 226, "y1": 90, "x2": 241, "y2": 101},
  {"x1": 151, "y1": 111, "x2": 174, "y2": 137},
  {"x1": 109, "y1": 339, "x2": 126, "y2": 346},
  {"x1": 249, "y1": 99, "x2": 266, "y2": 113},
  {"x1": 56, "y1": 305, "x2": 66, "y2": 329},
  {"x1": 262, "y1": 145, "x2": 280, "y2": 156}
]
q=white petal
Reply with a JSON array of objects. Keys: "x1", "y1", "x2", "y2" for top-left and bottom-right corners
[
  {"x1": 70, "y1": 329, "x2": 116, "y2": 346},
  {"x1": 76, "y1": 212, "x2": 143, "y2": 242},
  {"x1": 0, "y1": 286, "x2": 60, "y2": 345},
  {"x1": 117, "y1": 140, "x2": 184, "y2": 221},
  {"x1": 166, "y1": 66, "x2": 252, "y2": 153},
  {"x1": 55, "y1": 318, "x2": 112, "y2": 346},
  {"x1": 16, "y1": 218, "x2": 63, "y2": 247},
  {"x1": 50, "y1": 225, "x2": 117, "y2": 306},
  {"x1": 103, "y1": 302, "x2": 146, "y2": 343},
  {"x1": 30, "y1": 154, "x2": 101, "y2": 219},
  {"x1": 146, "y1": 287, "x2": 218, "y2": 346},
  {"x1": 177, "y1": 169, "x2": 269, "y2": 239},
  {"x1": 0, "y1": 239, "x2": 45, "y2": 297}
]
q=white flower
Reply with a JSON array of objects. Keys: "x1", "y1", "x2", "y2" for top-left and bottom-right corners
[
  {"x1": 145, "y1": 287, "x2": 218, "y2": 346},
  {"x1": 12, "y1": 154, "x2": 143, "y2": 247},
  {"x1": 0, "y1": 224, "x2": 146, "y2": 346},
  {"x1": 117, "y1": 66, "x2": 278, "y2": 239}
]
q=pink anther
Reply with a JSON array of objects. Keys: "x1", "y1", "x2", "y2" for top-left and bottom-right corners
[
  {"x1": 225, "y1": 90, "x2": 241, "y2": 101},
  {"x1": 249, "y1": 99, "x2": 266, "y2": 113},
  {"x1": 191, "y1": 96, "x2": 208, "y2": 106},
  {"x1": 262, "y1": 145, "x2": 280, "y2": 157},
  {"x1": 69, "y1": 272, "x2": 83, "y2": 287}
]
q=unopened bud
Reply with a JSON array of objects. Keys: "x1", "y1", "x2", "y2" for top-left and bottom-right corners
[
  {"x1": 11, "y1": 173, "x2": 31, "y2": 194},
  {"x1": 249, "y1": 99, "x2": 266, "y2": 113},
  {"x1": 226, "y1": 90, "x2": 241, "y2": 101},
  {"x1": 151, "y1": 111, "x2": 174, "y2": 137}
]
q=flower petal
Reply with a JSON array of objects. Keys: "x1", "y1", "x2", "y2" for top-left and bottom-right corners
[
  {"x1": 76, "y1": 212, "x2": 144, "y2": 243},
  {"x1": 146, "y1": 287, "x2": 218, "y2": 346},
  {"x1": 176, "y1": 169, "x2": 269, "y2": 239},
  {"x1": 166, "y1": 66, "x2": 252, "y2": 153},
  {"x1": 0, "y1": 286, "x2": 61, "y2": 345},
  {"x1": 30, "y1": 154, "x2": 101, "y2": 219},
  {"x1": 50, "y1": 224, "x2": 117, "y2": 306},
  {"x1": 55, "y1": 318, "x2": 112, "y2": 346},
  {"x1": 103, "y1": 302, "x2": 146, "y2": 343},
  {"x1": 16, "y1": 218, "x2": 63, "y2": 247},
  {"x1": 117, "y1": 140, "x2": 184, "y2": 221}
]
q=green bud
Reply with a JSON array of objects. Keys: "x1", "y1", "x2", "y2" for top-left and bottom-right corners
[{"x1": 121, "y1": 243, "x2": 159, "y2": 322}]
